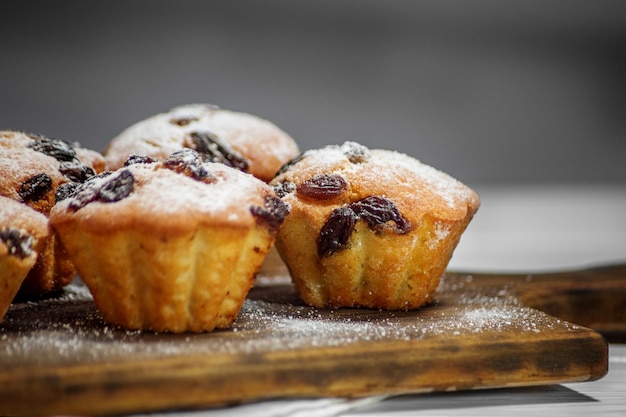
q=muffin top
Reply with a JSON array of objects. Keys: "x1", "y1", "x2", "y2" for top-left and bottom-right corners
[
  {"x1": 104, "y1": 104, "x2": 300, "y2": 182},
  {"x1": 50, "y1": 150, "x2": 289, "y2": 235},
  {"x1": 0, "y1": 196, "x2": 49, "y2": 260},
  {"x1": 0, "y1": 130, "x2": 105, "y2": 214},
  {"x1": 271, "y1": 141, "x2": 480, "y2": 224}
]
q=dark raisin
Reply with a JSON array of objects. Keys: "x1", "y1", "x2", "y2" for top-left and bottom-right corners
[
  {"x1": 164, "y1": 148, "x2": 203, "y2": 169},
  {"x1": 187, "y1": 131, "x2": 249, "y2": 172},
  {"x1": 68, "y1": 182, "x2": 99, "y2": 211},
  {"x1": 274, "y1": 153, "x2": 306, "y2": 177},
  {"x1": 18, "y1": 173, "x2": 52, "y2": 203},
  {"x1": 55, "y1": 182, "x2": 80, "y2": 203},
  {"x1": 297, "y1": 174, "x2": 348, "y2": 200},
  {"x1": 0, "y1": 228, "x2": 33, "y2": 259},
  {"x1": 97, "y1": 169, "x2": 135, "y2": 203},
  {"x1": 273, "y1": 181, "x2": 296, "y2": 198},
  {"x1": 250, "y1": 195, "x2": 290, "y2": 233},
  {"x1": 169, "y1": 116, "x2": 198, "y2": 126},
  {"x1": 163, "y1": 149, "x2": 214, "y2": 183},
  {"x1": 59, "y1": 163, "x2": 96, "y2": 183},
  {"x1": 316, "y1": 196, "x2": 410, "y2": 257},
  {"x1": 68, "y1": 170, "x2": 134, "y2": 211},
  {"x1": 27, "y1": 134, "x2": 77, "y2": 162},
  {"x1": 317, "y1": 206, "x2": 358, "y2": 256},
  {"x1": 343, "y1": 141, "x2": 370, "y2": 164},
  {"x1": 124, "y1": 155, "x2": 158, "y2": 166},
  {"x1": 93, "y1": 171, "x2": 113, "y2": 180},
  {"x1": 350, "y1": 196, "x2": 410, "y2": 234}
]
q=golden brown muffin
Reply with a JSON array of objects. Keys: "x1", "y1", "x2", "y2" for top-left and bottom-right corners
[
  {"x1": 50, "y1": 150, "x2": 289, "y2": 332},
  {"x1": 104, "y1": 103, "x2": 300, "y2": 182},
  {"x1": 270, "y1": 141, "x2": 480, "y2": 310},
  {"x1": 0, "y1": 130, "x2": 105, "y2": 297},
  {"x1": 0, "y1": 196, "x2": 50, "y2": 320}
]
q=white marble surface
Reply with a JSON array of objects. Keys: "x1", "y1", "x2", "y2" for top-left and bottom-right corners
[{"x1": 449, "y1": 184, "x2": 626, "y2": 273}]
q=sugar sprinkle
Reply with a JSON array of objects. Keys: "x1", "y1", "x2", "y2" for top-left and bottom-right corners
[{"x1": 0, "y1": 277, "x2": 581, "y2": 368}]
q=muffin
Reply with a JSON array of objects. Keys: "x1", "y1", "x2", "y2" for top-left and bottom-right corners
[
  {"x1": 50, "y1": 150, "x2": 289, "y2": 332},
  {"x1": 270, "y1": 141, "x2": 480, "y2": 310},
  {"x1": 0, "y1": 130, "x2": 105, "y2": 296},
  {"x1": 0, "y1": 196, "x2": 50, "y2": 320},
  {"x1": 104, "y1": 103, "x2": 300, "y2": 182}
]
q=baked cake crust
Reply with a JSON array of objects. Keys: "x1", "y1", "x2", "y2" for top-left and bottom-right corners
[
  {"x1": 0, "y1": 196, "x2": 49, "y2": 319},
  {"x1": 271, "y1": 141, "x2": 480, "y2": 310},
  {"x1": 51, "y1": 151, "x2": 289, "y2": 332},
  {"x1": 104, "y1": 104, "x2": 299, "y2": 182},
  {"x1": 0, "y1": 130, "x2": 105, "y2": 297}
]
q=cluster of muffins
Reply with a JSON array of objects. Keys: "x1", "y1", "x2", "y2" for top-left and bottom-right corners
[
  {"x1": 1, "y1": 103, "x2": 479, "y2": 332},
  {"x1": 0, "y1": 130, "x2": 105, "y2": 305}
]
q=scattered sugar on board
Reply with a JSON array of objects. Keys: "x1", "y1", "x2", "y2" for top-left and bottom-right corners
[{"x1": 0, "y1": 278, "x2": 581, "y2": 367}]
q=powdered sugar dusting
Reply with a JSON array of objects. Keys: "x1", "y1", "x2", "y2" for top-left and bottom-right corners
[
  {"x1": 105, "y1": 104, "x2": 298, "y2": 174},
  {"x1": 429, "y1": 221, "x2": 451, "y2": 249},
  {"x1": 132, "y1": 162, "x2": 269, "y2": 216},
  {"x1": 0, "y1": 144, "x2": 64, "y2": 200},
  {"x1": 0, "y1": 278, "x2": 581, "y2": 368},
  {"x1": 369, "y1": 149, "x2": 474, "y2": 209},
  {"x1": 52, "y1": 159, "x2": 272, "y2": 223},
  {"x1": 281, "y1": 142, "x2": 478, "y2": 212},
  {"x1": 56, "y1": 281, "x2": 94, "y2": 302}
]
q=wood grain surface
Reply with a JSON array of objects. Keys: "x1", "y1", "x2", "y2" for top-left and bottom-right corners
[{"x1": 1, "y1": 263, "x2": 623, "y2": 416}]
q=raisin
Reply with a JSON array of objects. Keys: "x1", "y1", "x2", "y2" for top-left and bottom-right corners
[
  {"x1": 163, "y1": 149, "x2": 214, "y2": 183},
  {"x1": 274, "y1": 153, "x2": 306, "y2": 177},
  {"x1": 169, "y1": 116, "x2": 198, "y2": 126},
  {"x1": 317, "y1": 206, "x2": 357, "y2": 256},
  {"x1": 59, "y1": 163, "x2": 96, "y2": 183},
  {"x1": 26, "y1": 133, "x2": 96, "y2": 185},
  {"x1": 317, "y1": 196, "x2": 410, "y2": 257},
  {"x1": 164, "y1": 148, "x2": 203, "y2": 169},
  {"x1": 250, "y1": 195, "x2": 290, "y2": 233},
  {"x1": 97, "y1": 169, "x2": 135, "y2": 203},
  {"x1": 351, "y1": 196, "x2": 410, "y2": 234},
  {"x1": 187, "y1": 131, "x2": 249, "y2": 172},
  {"x1": 68, "y1": 182, "x2": 99, "y2": 211},
  {"x1": 273, "y1": 181, "x2": 296, "y2": 198},
  {"x1": 55, "y1": 182, "x2": 80, "y2": 203},
  {"x1": 297, "y1": 174, "x2": 347, "y2": 200},
  {"x1": 124, "y1": 155, "x2": 158, "y2": 166},
  {"x1": 27, "y1": 134, "x2": 77, "y2": 162},
  {"x1": 68, "y1": 170, "x2": 134, "y2": 211},
  {"x1": 18, "y1": 173, "x2": 52, "y2": 203},
  {"x1": 342, "y1": 141, "x2": 370, "y2": 164},
  {"x1": 0, "y1": 228, "x2": 33, "y2": 259},
  {"x1": 93, "y1": 171, "x2": 113, "y2": 180}
]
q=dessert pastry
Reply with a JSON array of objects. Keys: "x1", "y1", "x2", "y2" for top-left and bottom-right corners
[
  {"x1": 104, "y1": 103, "x2": 300, "y2": 182},
  {"x1": 50, "y1": 149, "x2": 289, "y2": 332},
  {"x1": 0, "y1": 196, "x2": 49, "y2": 320},
  {"x1": 0, "y1": 130, "x2": 105, "y2": 296},
  {"x1": 270, "y1": 141, "x2": 480, "y2": 310}
]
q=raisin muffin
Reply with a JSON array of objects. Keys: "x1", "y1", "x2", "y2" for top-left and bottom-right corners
[
  {"x1": 50, "y1": 150, "x2": 289, "y2": 332},
  {"x1": 104, "y1": 103, "x2": 300, "y2": 182},
  {"x1": 0, "y1": 130, "x2": 105, "y2": 296},
  {"x1": 0, "y1": 196, "x2": 50, "y2": 320},
  {"x1": 270, "y1": 141, "x2": 480, "y2": 310}
]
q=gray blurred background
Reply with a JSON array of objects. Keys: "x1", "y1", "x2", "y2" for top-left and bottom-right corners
[{"x1": 1, "y1": 0, "x2": 625, "y2": 185}]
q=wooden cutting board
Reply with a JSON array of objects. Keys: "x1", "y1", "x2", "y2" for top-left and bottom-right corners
[{"x1": 1, "y1": 263, "x2": 624, "y2": 416}]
